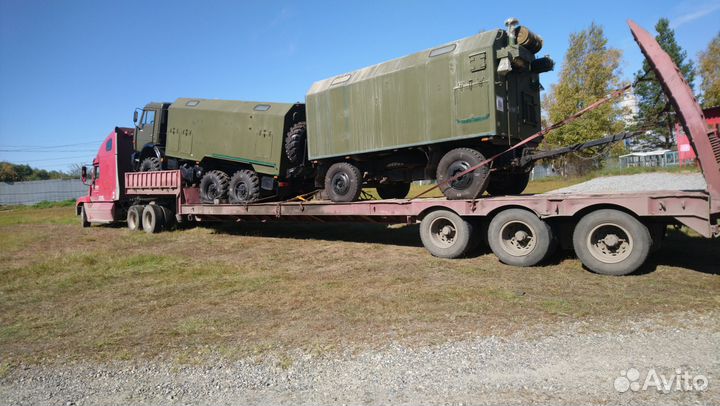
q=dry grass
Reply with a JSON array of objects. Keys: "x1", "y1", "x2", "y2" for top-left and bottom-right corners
[{"x1": 1, "y1": 186, "x2": 718, "y2": 366}]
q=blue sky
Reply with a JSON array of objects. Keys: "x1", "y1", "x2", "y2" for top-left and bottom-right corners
[{"x1": 1, "y1": 0, "x2": 718, "y2": 170}]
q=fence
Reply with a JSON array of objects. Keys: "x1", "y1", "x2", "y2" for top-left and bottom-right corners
[{"x1": 0, "y1": 179, "x2": 87, "y2": 205}]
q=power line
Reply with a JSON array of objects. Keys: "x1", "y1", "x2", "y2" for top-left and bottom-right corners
[
  {"x1": 4, "y1": 155, "x2": 94, "y2": 163},
  {"x1": 0, "y1": 148, "x2": 99, "y2": 153},
  {"x1": 0, "y1": 140, "x2": 104, "y2": 149}
]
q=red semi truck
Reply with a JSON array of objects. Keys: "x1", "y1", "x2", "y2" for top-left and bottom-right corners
[{"x1": 76, "y1": 21, "x2": 720, "y2": 276}]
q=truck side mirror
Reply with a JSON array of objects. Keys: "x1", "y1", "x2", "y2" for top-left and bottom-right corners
[
  {"x1": 133, "y1": 110, "x2": 139, "y2": 124},
  {"x1": 81, "y1": 166, "x2": 89, "y2": 185}
]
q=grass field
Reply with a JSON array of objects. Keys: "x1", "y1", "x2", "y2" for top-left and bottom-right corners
[{"x1": 1, "y1": 172, "x2": 718, "y2": 368}]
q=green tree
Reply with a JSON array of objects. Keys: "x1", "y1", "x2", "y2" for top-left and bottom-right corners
[
  {"x1": 633, "y1": 18, "x2": 695, "y2": 149},
  {"x1": 542, "y1": 22, "x2": 623, "y2": 176},
  {"x1": 698, "y1": 32, "x2": 720, "y2": 107}
]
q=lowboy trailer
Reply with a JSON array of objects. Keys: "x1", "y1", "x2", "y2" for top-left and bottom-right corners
[{"x1": 77, "y1": 21, "x2": 720, "y2": 276}]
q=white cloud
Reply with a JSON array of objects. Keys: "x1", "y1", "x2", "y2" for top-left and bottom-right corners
[{"x1": 671, "y1": 2, "x2": 720, "y2": 28}]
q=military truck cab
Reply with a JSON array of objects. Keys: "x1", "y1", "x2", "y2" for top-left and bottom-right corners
[{"x1": 132, "y1": 102, "x2": 171, "y2": 171}]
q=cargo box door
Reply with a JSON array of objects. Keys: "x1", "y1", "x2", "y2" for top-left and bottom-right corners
[{"x1": 454, "y1": 51, "x2": 492, "y2": 136}]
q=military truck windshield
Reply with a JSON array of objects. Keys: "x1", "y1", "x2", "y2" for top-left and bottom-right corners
[{"x1": 143, "y1": 110, "x2": 155, "y2": 125}]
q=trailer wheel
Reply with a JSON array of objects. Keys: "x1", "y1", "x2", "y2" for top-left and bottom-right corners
[
  {"x1": 139, "y1": 157, "x2": 162, "y2": 172},
  {"x1": 420, "y1": 209, "x2": 477, "y2": 258},
  {"x1": 199, "y1": 170, "x2": 230, "y2": 203},
  {"x1": 376, "y1": 183, "x2": 411, "y2": 199},
  {"x1": 324, "y1": 162, "x2": 362, "y2": 202},
  {"x1": 487, "y1": 208, "x2": 555, "y2": 266},
  {"x1": 142, "y1": 204, "x2": 164, "y2": 234},
  {"x1": 127, "y1": 205, "x2": 144, "y2": 231},
  {"x1": 80, "y1": 205, "x2": 91, "y2": 228},
  {"x1": 285, "y1": 121, "x2": 307, "y2": 165},
  {"x1": 436, "y1": 148, "x2": 490, "y2": 200},
  {"x1": 573, "y1": 209, "x2": 651, "y2": 276},
  {"x1": 228, "y1": 169, "x2": 260, "y2": 203},
  {"x1": 486, "y1": 171, "x2": 530, "y2": 196}
]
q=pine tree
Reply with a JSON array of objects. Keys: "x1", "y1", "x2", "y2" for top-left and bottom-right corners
[
  {"x1": 698, "y1": 32, "x2": 720, "y2": 107},
  {"x1": 542, "y1": 22, "x2": 623, "y2": 176},
  {"x1": 633, "y1": 18, "x2": 695, "y2": 149}
]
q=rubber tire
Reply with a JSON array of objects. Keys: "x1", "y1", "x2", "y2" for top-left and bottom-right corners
[
  {"x1": 572, "y1": 209, "x2": 651, "y2": 276},
  {"x1": 127, "y1": 205, "x2": 144, "y2": 231},
  {"x1": 142, "y1": 204, "x2": 164, "y2": 234},
  {"x1": 420, "y1": 209, "x2": 478, "y2": 259},
  {"x1": 228, "y1": 169, "x2": 261, "y2": 203},
  {"x1": 159, "y1": 205, "x2": 176, "y2": 230},
  {"x1": 80, "y1": 206, "x2": 90, "y2": 228},
  {"x1": 436, "y1": 148, "x2": 491, "y2": 200},
  {"x1": 487, "y1": 208, "x2": 556, "y2": 267},
  {"x1": 139, "y1": 157, "x2": 162, "y2": 172},
  {"x1": 486, "y1": 171, "x2": 531, "y2": 196},
  {"x1": 199, "y1": 170, "x2": 230, "y2": 203},
  {"x1": 376, "y1": 183, "x2": 411, "y2": 200},
  {"x1": 285, "y1": 121, "x2": 307, "y2": 165},
  {"x1": 324, "y1": 162, "x2": 362, "y2": 202}
]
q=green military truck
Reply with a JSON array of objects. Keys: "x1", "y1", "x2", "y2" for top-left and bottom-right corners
[
  {"x1": 133, "y1": 18, "x2": 552, "y2": 203},
  {"x1": 132, "y1": 99, "x2": 309, "y2": 203}
]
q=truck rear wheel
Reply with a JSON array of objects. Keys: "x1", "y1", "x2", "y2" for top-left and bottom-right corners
[
  {"x1": 487, "y1": 208, "x2": 555, "y2": 266},
  {"x1": 127, "y1": 205, "x2": 144, "y2": 231},
  {"x1": 420, "y1": 209, "x2": 478, "y2": 258},
  {"x1": 200, "y1": 170, "x2": 230, "y2": 203},
  {"x1": 142, "y1": 204, "x2": 164, "y2": 234},
  {"x1": 572, "y1": 209, "x2": 651, "y2": 276},
  {"x1": 436, "y1": 148, "x2": 490, "y2": 200},
  {"x1": 285, "y1": 121, "x2": 307, "y2": 165},
  {"x1": 229, "y1": 169, "x2": 261, "y2": 203},
  {"x1": 376, "y1": 183, "x2": 410, "y2": 199},
  {"x1": 324, "y1": 162, "x2": 362, "y2": 202},
  {"x1": 486, "y1": 171, "x2": 531, "y2": 196},
  {"x1": 139, "y1": 157, "x2": 162, "y2": 172}
]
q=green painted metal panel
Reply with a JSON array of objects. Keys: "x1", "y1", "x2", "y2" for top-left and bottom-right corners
[
  {"x1": 305, "y1": 29, "x2": 542, "y2": 160},
  {"x1": 165, "y1": 98, "x2": 295, "y2": 176}
]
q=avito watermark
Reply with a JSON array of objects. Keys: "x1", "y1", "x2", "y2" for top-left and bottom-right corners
[{"x1": 614, "y1": 368, "x2": 709, "y2": 393}]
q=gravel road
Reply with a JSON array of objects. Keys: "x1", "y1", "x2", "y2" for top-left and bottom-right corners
[
  {"x1": 547, "y1": 172, "x2": 706, "y2": 194},
  {"x1": 2, "y1": 311, "x2": 717, "y2": 406}
]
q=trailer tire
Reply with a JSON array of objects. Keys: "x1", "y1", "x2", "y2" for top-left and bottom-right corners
[
  {"x1": 127, "y1": 205, "x2": 144, "y2": 231},
  {"x1": 420, "y1": 209, "x2": 477, "y2": 258},
  {"x1": 80, "y1": 205, "x2": 91, "y2": 228},
  {"x1": 228, "y1": 169, "x2": 261, "y2": 203},
  {"x1": 285, "y1": 121, "x2": 307, "y2": 165},
  {"x1": 142, "y1": 204, "x2": 164, "y2": 234},
  {"x1": 436, "y1": 148, "x2": 490, "y2": 200},
  {"x1": 376, "y1": 183, "x2": 411, "y2": 199},
  {"x1": 573, "y1": 209, "x2": 651, "y2": 276},
  {"x1": 486, "y1": 171, "x2": 530, "y2": 196},
  {"x1": 199, "y1": 170, "x2": 230, "y2": 203},
  {"x1": 487, "y1": 208, "x2": 555, "y2": 266},
  {"x1": 139, "y1": 157, "x2": 162, "y2": 172},
  {"x1": 324, "y1": 162, "x2": 362, "y2": 202}
]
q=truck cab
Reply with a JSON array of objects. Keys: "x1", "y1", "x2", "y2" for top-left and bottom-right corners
[{"x1": 132, "y1": 102, "x2": 171, "y2": 170}]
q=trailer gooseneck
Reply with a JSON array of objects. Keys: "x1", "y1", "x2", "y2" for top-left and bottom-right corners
[{"x1": 77, "y1": 21, "x2": 719, "y2": 276}]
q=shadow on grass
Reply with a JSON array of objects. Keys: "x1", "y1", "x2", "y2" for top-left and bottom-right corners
[
  {"x1": 207, "y1": 221, "x2": 425, "y2": 248},
  {"x1": 643, "y1": 230, "x2": 720, "y2": 275}
]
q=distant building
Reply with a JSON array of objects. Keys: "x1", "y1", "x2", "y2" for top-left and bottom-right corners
[{"x1": 619, "y1": 149, "x2": 679, "y2": 168}]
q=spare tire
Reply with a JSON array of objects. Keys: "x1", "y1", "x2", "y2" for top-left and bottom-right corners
[{"x1": 285, "y1": 121, "x2": 307, "y2": 165}]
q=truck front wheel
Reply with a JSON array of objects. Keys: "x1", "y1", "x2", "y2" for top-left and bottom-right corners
[
  {"x1": 486, "y1": 171, "x2": 531, "y2": 196},
  {"x1": 80, "y1": 206, "x2": 91, "y2": 228},
  {"x1": 324, "y1": 162, "x2": 362, "y2": 202},
  {"x1": 139, "y1": 157, "x2": 162, "y2": 172},
  {"x1": 572, "y1": 209, "x2": 651, "y2": 276},
  {"x1": 228, "y1": 169, "x2": 260, "y2": 203},
  {"x1": 199, "y1": 170, "x2": 230, "y2": 203},
  {"x1": 436, "y1": 148, "x2": 490, "y2": 200}
]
